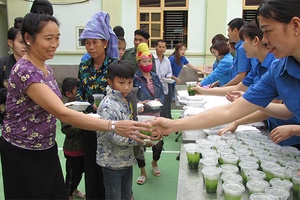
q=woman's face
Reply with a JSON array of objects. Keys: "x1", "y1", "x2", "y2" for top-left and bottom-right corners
[
  {"x1": 118, "y1": 40, "x2": 126, "y2": 60},
  {"x1": 242, "y1": 36, "x2": 256, "y2": 58},
  {"x1": 84, "y1": 39, "x2": 108, "y2": 59},
  {"x1": 10, "y1": 31, "x2": 27, "y2": 59},
  {"x1": 211, "y1": 48, "x2": 220, "y2": 59},
  {"x1": 259, "y1": 16, "x2": 299, "y2": 59},
  {"x1": 28, "y1": 21, "x2": 60, "y2": 61},
  {"x1": 178, "y1": 46, "x2": 186, "y2": 57}
]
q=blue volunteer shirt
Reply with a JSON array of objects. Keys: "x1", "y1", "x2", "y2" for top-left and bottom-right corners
[
  {"x1": 230, "y1": 40, "x2": 252, "y2": 79},
  {"x1": 200, "y1": 52, "x2": 233, "y2": 86},
  {"x1": 242, "y1": 52, "x2": 276, "y2": 87},
  {"x1": 243, "y1": 56, "x2": 300, "y2": 121}
]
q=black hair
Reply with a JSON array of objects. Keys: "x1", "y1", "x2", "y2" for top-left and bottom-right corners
[
  {"x1": 14, "y1": 17, "x2": 23, "y2": 29},
  {"x1": 227, "y1": 18, "x2": 245, "y2": 31},
  {"x1": 108, "y1": 60, "x2": 135, "y2": 81},
  {"x1": 61, "y1": 77, "x2": 77, "y2": 97},
  {"x1": 170, "y1": 42, "x2": 186, "y2": 66},
  {"x1": 256, "y1": 0, "x2": 300, "y2": 25},
  {"x1": 239, "y1": 21, "x2": 263, "y2": 41},
  {"x1": 21, "y1": 13, "x2": 60, "y2": 44},
  {"x1": 7, "y1": 17, "x2": 23, "y2": 41},
  {"x1": 118, "y1": 36, "x2": 126, "y2": 43},
  {"x1": 22, "y1": 0, "x2": 58, "y2": 44},
  {"x1": 113, "y1": 26, "x2": 125, "y2": 37},
  {"x1": 30, "y1": 0, "x2": 53, "y2": 16},
  {"x1": 155, "y1": 39, "x2": 166, "y2": 46},
  {"x1": 211, "y1": 34, "x2": 228, "y2": 45},
  {"x1": 210, "y1": 40, "x2": 230, "y2": 56}
]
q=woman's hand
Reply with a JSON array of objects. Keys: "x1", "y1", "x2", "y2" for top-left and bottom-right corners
[
  {"x1": 150, "y1": 117, "x2": 174, "y2": 137},
  {"x1": 225, "y1": 91, "x2": 244, "y2": 102},
  {"x1": 218, "y1": 122, "x2": 238, "y2": 135},
  {"x1": 114, "y1": 120, "x2": 152, "y2": 142},
  {"x1": 172, "y1": 75, "x2": 181, "y2": 84},
  {"x1": 191, "y1": 85, "x2": 207, "y2": 94},
  {"x1": 269, "y1": 125, "x2": 298, "y2": 144}
]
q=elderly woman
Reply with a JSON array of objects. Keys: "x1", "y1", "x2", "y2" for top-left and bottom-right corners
[{"x1": 75, "y1": 12, "x2": 119, "y2": 199}]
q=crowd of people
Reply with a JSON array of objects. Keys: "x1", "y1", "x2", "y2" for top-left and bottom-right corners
[{"x1": 0, "y1": 0, "x2": 300, "y2": 199}]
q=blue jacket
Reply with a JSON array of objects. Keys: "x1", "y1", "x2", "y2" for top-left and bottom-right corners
[
  {"x1": 133, "y1": 70, "x2": 164, "y2": 113},
  {"x1": 200, "y1": 53, "x2": 233, "y2": 86}
]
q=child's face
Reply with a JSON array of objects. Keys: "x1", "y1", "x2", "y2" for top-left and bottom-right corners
[
  {"x1": 118, "y1": 40, "x2": 126, "y2": 60},
  {"x1": 108, "y1": 77, "x2": 133, "y2": 97},
  {"x1": 66, "y1": 86, "x2": 77, "y2": 102},
  {"x1": 139, "y1": 57, "x2": 152, "y2": 66}
]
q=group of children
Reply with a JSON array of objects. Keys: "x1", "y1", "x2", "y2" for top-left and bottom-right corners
[{"x1": 61, "y1": 41, "x2": 164, "y2": 200}]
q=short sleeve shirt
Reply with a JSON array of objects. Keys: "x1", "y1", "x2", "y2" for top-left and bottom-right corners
[
  {"x1": 242, "y1": 52, "x2": 276, "y2": 87},
  {"x1": 168, "y1": 55, "x2": 189, "y2": 78},
  {"x1": 243, "y1": 56, "x2": 300, "y2": 121},
  {"x1": 230, "y1": 40, "x2": 252, "y2": 79},
  {"x1": 2, "y1": 58, "x2": 61, "y2": 150}
]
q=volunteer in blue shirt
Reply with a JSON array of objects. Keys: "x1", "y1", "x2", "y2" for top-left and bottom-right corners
[
  {"x1": 151, "y1": 0, "x2": 300, "y2": 149},
  {"x1": 200, "y1": 40, "x2": 233, "y2": 87},
  {"x1": 224, "y1": 18, "x2": 252, "y2": 86}
]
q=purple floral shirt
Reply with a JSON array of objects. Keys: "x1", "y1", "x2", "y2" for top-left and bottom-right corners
[{"x1": 2, "y1": 58, "x2": 61, "y2": 150}]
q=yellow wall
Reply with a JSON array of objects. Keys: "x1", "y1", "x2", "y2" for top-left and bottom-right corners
[
  {"x1": 102, "y1": 0, "x2": 123, "y2": 28},
  {"x1": 205, "y1": 0, "x2": 228, "y2": 64},
  {"x1": 6, "y1": 0, "x2": 29, "y2": 27}
]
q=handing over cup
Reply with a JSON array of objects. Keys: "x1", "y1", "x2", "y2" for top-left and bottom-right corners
[
  {"x1": 93, "y1": 94, "x2": 104, "y2": 107},
  {"x1": 137, "y1": 115, "x2": 160, "y2": 141}
]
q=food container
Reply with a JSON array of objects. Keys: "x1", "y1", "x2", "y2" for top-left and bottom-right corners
[
  {"x1": 246, "y1": 179, "x2": 270, "y2": 194},
  {"x1": 222, "y1": 182, "x2": 245, "y2": 200},
  {"x1": 65, "y1": 101, "x2": 90, "y2": 111}
]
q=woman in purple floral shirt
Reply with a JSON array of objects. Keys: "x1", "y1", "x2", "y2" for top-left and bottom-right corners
[{"x1": 0, "y1": 2, "x2": 150, "y2": 199}]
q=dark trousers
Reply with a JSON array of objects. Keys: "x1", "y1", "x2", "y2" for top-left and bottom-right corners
[
  {"x1": 160, "y1": 83, "x2": 173, "y2": 119},
  {"x1": 64, "y1": 154, "x2": 84, "y2": 196},
  {"x1": 0, "y1": 137, "x2": 68, "y2": 200},
  {"x1": 136, "y1": 140, "x2": 164, "y2": 168},
  {"x1": 83, "y1": 131, "x2": 105, "y2": 200}
]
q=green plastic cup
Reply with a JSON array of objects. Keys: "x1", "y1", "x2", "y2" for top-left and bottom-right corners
[
  {"x1": 92, "y1": 94, "x2": 104, "y2": 107},
  {"x1": 222, "y1": 182, "x2": 245, "y2": 200},
  {"x1": 291, "y1": 172, "x2": 300, "y2": 200},
  {"x1": 184, "y1": 143, "x2": 201, "y2": 169},
  {"x1": 201, "y1": 166, "x2": 221, "y2": 193}
]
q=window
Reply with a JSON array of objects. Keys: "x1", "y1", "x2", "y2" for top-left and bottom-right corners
[
  {"x1": 138, "y1": 0, "x2": 188, "y2": 49},
  {"x1": 242, "y1": 0, "x2": 263, "y2": 22}
]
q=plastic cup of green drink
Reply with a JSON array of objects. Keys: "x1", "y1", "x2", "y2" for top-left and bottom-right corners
[
  {"x1": 249, "y1": 193, "x2": 274, "y2": 200},
  {"x1": 186, "y1": 81, "x2": 197, "y2": 96},
  {"x1": 220, "y1": 164, "x2": 239, "y2": 174},
  {"x1": 222, "y1": 182, "x2": 245, "y2": 200},
  {"x1": 201, "y1": 166, "x2": 221, "y2": 193},
  {"x1": 246, "y1": 179, "x2": 269, "y2": 194},
  {"x1": 245, "y1": 169, "x2": 266, "y2": 182},
  {"x1": 184, "y1": 143, "x2": 201, "y2": 169},
  {"x1": 239, "y1": 161, "x2": 259, "y2": 184},
  {"x1": 92, "y1": 94, "x2": 104, "y2": 107},
  {"x1": 137, "y1": 115, "x2": 156, "y2": 136},
  {"x1": 269, "y1": 178, "x2": 293, "y2": 192},
  {"x1": 260, "y1": 161, "x2": 280, "y2": 181},
  {"x1": 220, "y1": 153, "x2": 239, "y2": 166},
  {"x1": 265, "y1": 187, "x2": 290, "y2": 200},
  {"x1": 271, "y1": 166, "x2": 292, "y2": 180},
  {"x1": 291, "y1": 172, "x2": 300, "y2": 200}
]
